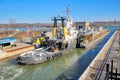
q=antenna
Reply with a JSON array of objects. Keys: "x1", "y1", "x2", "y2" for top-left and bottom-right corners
[{"x1": 66, "y1": 4, "x2": 71, "y2": 18}]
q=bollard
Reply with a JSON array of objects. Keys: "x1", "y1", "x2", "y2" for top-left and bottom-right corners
[
  {"x1": 115, "y1": 68, "x2": 117, "y2": 79},
  {"x1": 105, "y1": 63, "x2": 109, "y2": 80},
  {"x1": 111, "y1": 60, "x2": 113, "y2": 80}
]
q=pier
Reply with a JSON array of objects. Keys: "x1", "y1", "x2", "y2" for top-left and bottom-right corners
[
  {"x1": 0, "y1": 45, "x2": 34, "y2": 60},
  {"x1": 79, "y1": 29, "x2": 120, "y2": 80}
]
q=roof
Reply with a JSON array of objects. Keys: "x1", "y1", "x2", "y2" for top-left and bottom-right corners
[{"x1": 0, "y1": 37, "x2": 16, "y2": 45}]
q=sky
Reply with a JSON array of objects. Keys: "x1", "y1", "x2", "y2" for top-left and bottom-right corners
[{"x1": 0, "y1": 0, "x2": 120, "y2": 23}]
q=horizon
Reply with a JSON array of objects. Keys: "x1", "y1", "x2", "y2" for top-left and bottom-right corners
[
  {"x1": 1, "y1": 20, "x2": 120, "y2": 24},
  {"x1": 0, "y1": 0, "x2": 120, "y2": 24}
]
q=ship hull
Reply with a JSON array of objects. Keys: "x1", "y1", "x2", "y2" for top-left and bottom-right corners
[{"x1": 17, "y1": 40, "x2": 75, "y2": 65}]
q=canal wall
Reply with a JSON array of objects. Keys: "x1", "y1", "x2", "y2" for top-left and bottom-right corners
[
  {"x1": 79, "y1": 30, "x2": 117, "y2": 80},
  {"x1": 0, "y1": 45, "x2": 34, "y2": 60},
  {"x1": 85, "y1": 29, "x2": 109, "y2": 49}
]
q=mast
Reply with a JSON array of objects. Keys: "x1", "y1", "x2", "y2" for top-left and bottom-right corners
[
  {"x1": 66, "y1": 4, "x2": 73, "y2": 29},
  {"x1": 66, "y1": 4, "x2": 71, "y2": 18}
]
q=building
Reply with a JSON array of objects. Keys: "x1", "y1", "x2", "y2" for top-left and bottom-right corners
[
  {"x1": 75, "y1": 22, "x2": 90, "y2": 31},
  {"x1": 0, "y1": 37, "x2": 16, "y2": 50}
]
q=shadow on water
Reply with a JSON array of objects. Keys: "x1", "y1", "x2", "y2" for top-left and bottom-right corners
[{"x1": 56, "y1": 26, "x2": 118, "y2": 80}]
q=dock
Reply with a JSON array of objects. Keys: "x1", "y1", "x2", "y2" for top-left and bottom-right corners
[
  {"x1": 79, "y1": 29, "x2": 120, "y2": 80},
  {"x1": 0, "y1": 41, "x2": 34, "y2": 60},
  {"x1": 94, "y1": 30, "x2": 120, "y2": 80}
]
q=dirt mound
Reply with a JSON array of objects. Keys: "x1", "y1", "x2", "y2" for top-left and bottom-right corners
[{"x1": 0, "y1": 31, "x2": 41, "y2": 40}]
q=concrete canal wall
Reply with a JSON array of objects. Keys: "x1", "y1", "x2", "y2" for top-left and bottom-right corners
[
  {"x1": 0, "y1": 45, "x2": 34, "y2": 60},
  {"x1": 79, "y1": 30, "x2": 117, "y2": 80},
  {"x1": 85, "y1": 29, "x2": 109, "y2": 49}
]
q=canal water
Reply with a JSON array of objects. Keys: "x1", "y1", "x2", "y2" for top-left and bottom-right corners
[
  {"x1": 0, "y1": 26, "x2": 119, "y2": 80},
  {"x1": 0, "y1": 26, "x2": 51, "y2": 32},
  {"x1": 0, "y1": 49, "x2": 86, "y2": 80}
]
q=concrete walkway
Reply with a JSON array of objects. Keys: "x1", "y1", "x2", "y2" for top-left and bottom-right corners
[
  {"x1": 79, "y1": 30, "x2": 120, "y2": 80},
  {"x1": 0, "y1": 41, "x2": 34, "y2": 61},
  {"x1": 95, "y1": 30, "x2": 120, "y2": 80}
]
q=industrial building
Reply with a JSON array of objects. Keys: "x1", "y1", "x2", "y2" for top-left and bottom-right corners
[
  {"x1": 0, "y1": 37, "x2": 16, "y2": 50},
  {"x1": 75, "y1": 22, "x2": 90, "y2": 31}
]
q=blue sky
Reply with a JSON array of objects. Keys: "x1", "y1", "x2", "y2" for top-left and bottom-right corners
[{"x1": 0, "y1": 0, "x2": 120, "y2": 23}]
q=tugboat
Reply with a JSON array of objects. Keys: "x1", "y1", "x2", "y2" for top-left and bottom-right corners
[
  {"x1": 17, "y1": 48, "x2": 47, "y2": 64},
  {"x1": 17, "y1": 4, "x2": 78, "y2": 64},
  {"x1": 17, "y1": 46, "x2": 63, "y2": 64}
]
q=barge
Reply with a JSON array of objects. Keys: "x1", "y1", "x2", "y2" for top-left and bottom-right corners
[{"x1": 76, "y1": 26, "x2": 109, "y2": 48}]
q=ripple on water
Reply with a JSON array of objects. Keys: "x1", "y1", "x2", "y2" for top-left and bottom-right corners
[{"x1": 0, "y1": 66, "x2": 23, "y2": 80}]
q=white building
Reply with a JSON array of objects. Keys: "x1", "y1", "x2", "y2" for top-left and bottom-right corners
[{"x1": 75, "y1": 22, "x2": 90, "y2": 32}]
